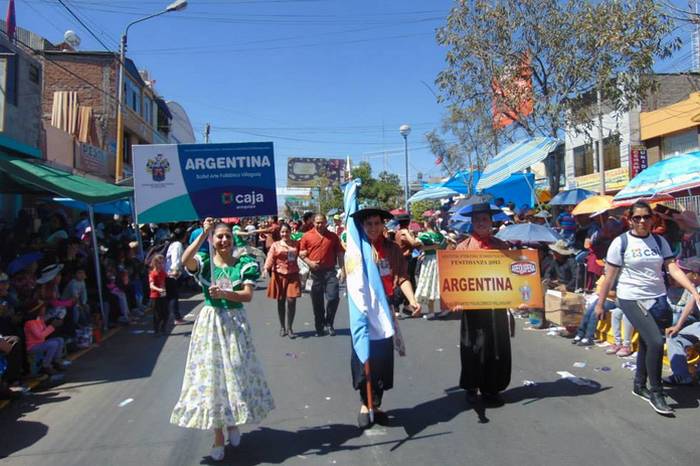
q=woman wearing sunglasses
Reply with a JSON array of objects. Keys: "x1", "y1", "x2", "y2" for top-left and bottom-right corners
[{"x1": 595, "y1": 201, "x2": 700, "y2": 415}]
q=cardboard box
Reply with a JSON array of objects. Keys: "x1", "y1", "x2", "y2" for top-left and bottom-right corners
[{"x1": 545, "y1": 289, "x2": 585, "y2": 327}]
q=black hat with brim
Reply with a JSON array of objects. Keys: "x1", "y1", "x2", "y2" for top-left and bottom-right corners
[
  {"x1": 351, "y1": 208, "x2": 393, "y2": 222},
  {"x1": 458, "y1": 202, "x2": 503, "y2": 217},
  {"x1": 394, "y1": 213, "x2": 411, "y2": 222}
]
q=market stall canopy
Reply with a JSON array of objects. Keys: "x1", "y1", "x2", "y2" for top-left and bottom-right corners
[
  {"x1": 549, "y1": 188, "x2": 596, "y2": 206},
  {"x1": 53, "y1": 198, "x2": 133, "y2": 216},
  {"x1": 476, "y1": 137, "x2": 560, "y2": 190},
  {"x1": 448, "y1": 195, "x2": 493, "y2": 213},
  {"x1": 407, "y1": 186, "x2": 460, "y2": 203},
  {"x1": 0, "y1": 152, "x2": 133, "y2": 204},
  {"x1": 425, "y1": 172, "x2": 536, "y2": 207},
  {"x1": 614, "y1": 151, "x2": 700, "y2": 200}
]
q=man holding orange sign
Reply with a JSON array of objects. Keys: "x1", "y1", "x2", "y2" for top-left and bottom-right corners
[{"x1": 438, "y1": 203, "x2": 543, "y2": 406}]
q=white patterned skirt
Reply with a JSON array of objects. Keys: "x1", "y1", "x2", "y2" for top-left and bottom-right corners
[
  {"x1": 415, "y1": 255, "x2": 440, "y2": 302},
  {"x1": 170, "y1": 305, "x2": 275, "y2": 430}
]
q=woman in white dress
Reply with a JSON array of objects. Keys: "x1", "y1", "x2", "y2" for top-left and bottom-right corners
[{"x1": 170, "y1": 218, "x2": 274, "y2": 461}]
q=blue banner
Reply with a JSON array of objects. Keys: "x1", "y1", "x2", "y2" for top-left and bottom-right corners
[{"x1": 133, "y1": 142, "x2": 278, "y2": 223}]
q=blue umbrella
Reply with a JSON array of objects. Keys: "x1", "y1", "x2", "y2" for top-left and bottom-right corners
[
  {"x1": 408, "y1": 186, "x2": 460, "y2": 204},
  {"x1": 495, "y1": 223, "x2": 561, "y2": 243},
  {"x1": 549, "y1": 188, "x2": 596, "y2": 206},
  {"x1": 326, "y1": 208, "x2": 339, "y2": 216},
  {"x1": 7, "y1": 252, "x2": 43, "y2": 275},
  {"x1": 615, "y1": 151, "x2": 700, "y2": 200}
]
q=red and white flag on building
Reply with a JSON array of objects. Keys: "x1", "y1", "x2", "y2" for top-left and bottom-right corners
[{"x1": 6, "y1": 0, "x2": 16, "y2": 42}]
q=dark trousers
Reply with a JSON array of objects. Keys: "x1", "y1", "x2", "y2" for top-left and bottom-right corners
[
  {"x1": 617, "y1": 297, "x2": 669, "y2": 392},
  {"x1": 310, "y1": 269, "x2": 340, "y2": 332},
  {"x1": 351, "y1": 337, "x2": 394, "y2": 408},
  {"x1": 151, "y1": 297, "x2": 169, "y2": 333},
  {"x1": 166, "y1": 277, "x2": 181, "y2": 320}
]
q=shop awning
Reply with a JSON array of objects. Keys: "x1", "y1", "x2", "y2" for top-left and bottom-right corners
[
  {"x1": 476, "y1": 137, "x2": 560, "y2": 190},
  {"x1": 0, "y1": 152, "x2": 133, "y2": 204}
]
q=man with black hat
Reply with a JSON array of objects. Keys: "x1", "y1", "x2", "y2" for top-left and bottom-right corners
[{"x1": 453, "y1": 203, "x2": 512, "y2": 406}]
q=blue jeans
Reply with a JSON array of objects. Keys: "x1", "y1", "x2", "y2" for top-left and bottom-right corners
[
  {"x1": 576, "y1": 298, "x2": 615, "y2": 340},
  {"x1": 667, "y1": 321, "x2": 700, "y2": 382}
]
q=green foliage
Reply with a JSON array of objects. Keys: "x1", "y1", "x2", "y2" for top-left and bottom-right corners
[
  {"x1": 411, "y1": 199, "x2": 441, "y2": 222},
  {"x1": 432, "y1": 0, "x2": 680, "y2": 194},
  {"x1": 351, "y1": 162, "x2": 405, "y2": 209}
]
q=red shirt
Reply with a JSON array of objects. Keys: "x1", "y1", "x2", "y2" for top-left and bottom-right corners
[
  {"x1": 374, "y1": 238, "x2": 394, "y2": 297},
  {"x1": 299, "y1": 228, "x2": 343, "y2": 270},
  {"x1": 264, "y1": 222, "x2": 281, "y2": 248},
  {"x1": 264, "y1": 240, "x2": 300, "y2": 275},
  {"x1": 149, "y1": 269, "x2": 167, "y2": 299},
  {"x1": 455, "y1": 233, "x2": 508, "y2": 251}
]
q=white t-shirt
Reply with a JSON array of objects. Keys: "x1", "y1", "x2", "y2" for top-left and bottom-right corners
[
  {"x1": 166, "y1": 241, "x2": 184, "y2": 275},
  {"x1": 606, "y1": 232, "x2": 674, "y2": 300}
]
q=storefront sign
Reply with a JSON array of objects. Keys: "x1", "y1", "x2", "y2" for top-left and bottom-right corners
[
  {"x1": 437, "y1": 249, "x2": 543, "y2": 310},
  {"x1": 629, "y1": 145, "x2": 648, "y2": 178},
  {"x1": 133, "y1": 142, "x2": 278, "y2": 223},
  {"x1": 76, "y1": 143, "x2": 109, "y2": 176},
  {"x1": 575, "y1": 167, "x2": 629, "y2": 192}
]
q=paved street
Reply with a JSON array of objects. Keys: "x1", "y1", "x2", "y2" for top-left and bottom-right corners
[{"x1": 1, "y1": 284, "x2": 699, "y2": 466}]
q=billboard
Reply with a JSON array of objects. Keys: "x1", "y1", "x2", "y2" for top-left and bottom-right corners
[
  {"x1": 287, "y1": 157, "x2": 347, "y2": 187},
  {"x1": 133, "y1": 142, "x2": 277, "y2": 223}
]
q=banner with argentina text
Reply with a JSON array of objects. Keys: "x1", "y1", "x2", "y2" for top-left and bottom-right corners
[{"x1": 133, "y1": 142, "x2": 278, "y2": 223}]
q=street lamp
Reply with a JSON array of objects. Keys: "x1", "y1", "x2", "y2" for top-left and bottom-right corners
[
  {"x1": 115, "y1": 0, "x2": 188, "y2": 182},
  {"x1": 399, "y1": 124, "x2": 411, "y2": 212}
]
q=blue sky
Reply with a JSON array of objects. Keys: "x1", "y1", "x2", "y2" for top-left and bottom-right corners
[{"x1": 13, "y1": 0, "x2": 699, "y2": 189}]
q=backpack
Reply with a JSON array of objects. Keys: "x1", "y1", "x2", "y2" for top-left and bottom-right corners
[{"x1": 145, "y1": 239, "x2": 171, "y2": 266}]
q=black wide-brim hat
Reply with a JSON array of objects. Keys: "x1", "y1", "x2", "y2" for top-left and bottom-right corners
[
  {"x1": 457, "y1": 202, "x2": 503, "y2": 217},
  {"x1": 350, "y1": 208, "x2": 393, "y2": 222}
]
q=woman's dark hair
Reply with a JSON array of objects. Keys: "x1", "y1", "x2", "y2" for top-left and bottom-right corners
[
  {"x1": 170, "y1": 227, "x2": 187, "y2": 242},
  {"x1": 628, "y1": 201, "x2": 652, "y2": 217},
  {"x1": 279, "y1": 222, "x2": 291, "y2": 231},
  {"x1": 213, "y1": 222, "x2": 232, "y2": 232}
]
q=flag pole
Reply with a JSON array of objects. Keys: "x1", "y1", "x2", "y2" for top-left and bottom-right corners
[{"x1": 364, "y1": 361, "x2": 374, "y2": 423}]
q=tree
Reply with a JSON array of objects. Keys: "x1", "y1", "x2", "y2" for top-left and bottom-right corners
[
  {"x1": 411, "y1": 199, "x2": 441, "y2": 222},
  {"x1": 314, "y1": 176, "x2": 344, "y2": 216},
  {"x1": 433, "y1": 0, "x2": 680, "y2": 194},
  {"x1": 348, "y1": 161, "x2": 406, "y2": 209}
]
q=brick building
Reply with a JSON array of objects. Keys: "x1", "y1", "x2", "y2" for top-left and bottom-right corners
[{"x1": 42, "y1": 50, "x2": 172, "y2": 182}]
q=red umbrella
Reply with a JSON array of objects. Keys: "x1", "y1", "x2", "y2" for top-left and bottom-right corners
[
  {"x1": 422, "y1": 210, "x2": 435, "y2": 218},
  {"x1": 408, "y1": 221, "x2": 421, "y2": 232},
  {"x1": 221, "y1": 217, "x2": 240, "y2": 224},
  {"x1": 611, "y1": 193, "x2": 675, "y2": 208},
  {"x1": 390, "y1": 208, "x2": 408, "y2": 216}
]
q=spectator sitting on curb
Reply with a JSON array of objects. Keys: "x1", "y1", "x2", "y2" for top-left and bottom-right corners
[
  {"x1": 664, "y1": 257, "x2": 700, "y2": 386},
  {"x1": 23, "y1": 299, "x2": 70, "y2": 376}
]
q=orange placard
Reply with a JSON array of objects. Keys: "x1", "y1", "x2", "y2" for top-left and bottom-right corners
[{"x1": 437, "y1": 249, "x2": 543, "y2": 310}]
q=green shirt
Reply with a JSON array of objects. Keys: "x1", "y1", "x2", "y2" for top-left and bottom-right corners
[
  {"x1": 418, "y1": 231, "x2": 446, "y2": 255},
  {"x1": 232, "y1": 225, "x2": 248, "y2": 248},
  {"x1": 291, "y1": 232, "x2": 304, "y2": 241},
  {"x1": 191, "y1": 252, "x2": 260, "y2": 309}
]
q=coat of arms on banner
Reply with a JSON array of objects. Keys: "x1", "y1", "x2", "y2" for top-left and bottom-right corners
[{"x1": 146, "y1": 154, "x2": 171, "y2": 182}]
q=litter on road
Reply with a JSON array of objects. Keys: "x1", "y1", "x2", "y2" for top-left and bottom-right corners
[
  {"x1": 573, "y1": 362, "x2": 587, "y2": 368},
  {"x1": 118, "y1": 398, "x2": 134, "y2": 407}
]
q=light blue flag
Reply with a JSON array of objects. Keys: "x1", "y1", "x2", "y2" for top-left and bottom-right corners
[{"x1": 343, "y1": 179, "x2": 395, "y2": 364}]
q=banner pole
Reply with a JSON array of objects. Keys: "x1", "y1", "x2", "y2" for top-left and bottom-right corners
[{"x1": 364, "y1": 361, "x2": 374, "y2": 423}]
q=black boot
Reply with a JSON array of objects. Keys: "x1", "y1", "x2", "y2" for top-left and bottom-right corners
[{"x1": 287, "y1": 301, "x2": 296, "y2": 339}]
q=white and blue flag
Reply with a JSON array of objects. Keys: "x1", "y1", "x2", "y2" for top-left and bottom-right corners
[{"x1": 343, "y1": 179, "x2": 395, "y2": 364}]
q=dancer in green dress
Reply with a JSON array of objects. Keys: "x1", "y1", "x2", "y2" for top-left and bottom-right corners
[{"x1": 170, "y1": 218, "x2": 274, "y2": 462}]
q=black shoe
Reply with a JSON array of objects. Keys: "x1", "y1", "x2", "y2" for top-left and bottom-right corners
[
  {"x1": 287, "y1": 329, "x2": 296, "y2": 339},
  {"x1": 465, "y1": 389, "x2": 479, "y2": 404},
  {"x1": 648, "y1": 391, "x2": 674, "y2": 415},
  {"x1": 279, "y1": 328, "x2": 288, "y2": 337},
  {"x1": 327, "y1": 326, "x2": 336, "y2": 336},
  {"x1": 316, "y1": 329, "x2": 326, "y2": 337},
  {"x1": 481, "y1": 392, "x2": 505, "y2": 407},
  {"x1": 357, "y1": 411, "x2": 371, "y2": 429},
  {"x1": 632, "y1": 384, "x2": 651, "y2": 401}
]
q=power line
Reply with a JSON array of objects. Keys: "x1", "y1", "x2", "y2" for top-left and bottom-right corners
[{"x1": 53, "y1": 0, "x2": 115, "y2": 52}]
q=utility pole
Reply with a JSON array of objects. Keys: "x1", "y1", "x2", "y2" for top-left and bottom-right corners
[
  {"x1": 597, "y1": 87, "x2": 606, "y2": 194},
  {"x1": 204, "y1": 123, "x2": 210, "y2": 143}
]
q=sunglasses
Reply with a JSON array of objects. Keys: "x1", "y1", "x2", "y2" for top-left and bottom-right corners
[{"x1": 631, "y1": 214, "x2": 653, "y2": 222}]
